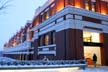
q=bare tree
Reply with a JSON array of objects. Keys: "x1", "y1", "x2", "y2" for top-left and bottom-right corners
[{"x1": 0, "y1": 0, "x2": 12, "y2": 11}]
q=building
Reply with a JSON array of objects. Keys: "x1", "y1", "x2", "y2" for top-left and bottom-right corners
[{"x1": 3, "y1": 0, "x2": 108, "y2": 66}]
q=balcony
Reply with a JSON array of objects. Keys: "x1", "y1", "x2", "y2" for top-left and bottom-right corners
[{"x1": 3, "y1": 41, "x2": 31, "y2": 53}]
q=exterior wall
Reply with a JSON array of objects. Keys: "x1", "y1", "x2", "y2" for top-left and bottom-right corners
[
  {"x1": 100, "y1": 33, "x2": 108, "y2": 65},
  {"x1": 56, "y1": 29, "x2": 84, "y2": 60}
]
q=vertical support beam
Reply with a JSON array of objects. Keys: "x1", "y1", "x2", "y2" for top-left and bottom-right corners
[
  {"x1": 33, "y1": 39, "x2": 38, "y2": 60},
  {"x1": 56, "y1": 29, "x2": 84, "y2": 60},
  {"x1": 96, "y1": 0, "x2": 101, "y2": 13},
  {"x1": 65, "y1": 29, "x2": 76, "y2": 60},
  {"x1": 56, "y1": 30, "x2": 66, "y2": 60},
  {"x1": 65, "y1": 29, "x2": 84, "y2": 60},
  {"x1": 75, "y1": 29, "x2": 84, "y2": 59},
  {"x1": 100, "y1": 33, "x2": 108, "y2": 66}
]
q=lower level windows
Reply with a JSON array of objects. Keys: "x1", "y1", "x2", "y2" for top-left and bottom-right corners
[
  {"x1": 45, "y1": 34, "x2": 49, "y2": 45},
  {"x1": 39, "y1": 31, "x2": 55, "y2": 46}
]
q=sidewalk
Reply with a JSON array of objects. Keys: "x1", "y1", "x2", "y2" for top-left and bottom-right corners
[
  {"x1": 0, "y1": 66, "x2": 108, "y2": 72},
  {"x1": 76, "y1": 66, "x2": 108, "y2": 72}
]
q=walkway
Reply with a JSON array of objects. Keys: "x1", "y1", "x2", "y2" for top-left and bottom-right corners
[{"x1": 0, "y1": 66, "x2": 108, "y2": 72}]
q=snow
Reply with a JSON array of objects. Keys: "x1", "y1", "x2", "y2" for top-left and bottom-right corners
[
  {"x1": 0, "y1": 57, "x2": 107, "y2": 72},
  {"x1": 0, "y1": 66, "x2": 108, "y2": 72},
  {"x1": 0, "y1": 57, "x2": 16, "y2": 62}
]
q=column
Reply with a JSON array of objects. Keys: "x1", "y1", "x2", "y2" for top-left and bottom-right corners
[{"x1": 100, "y1": 33, "x2": 108, "y2": 65}]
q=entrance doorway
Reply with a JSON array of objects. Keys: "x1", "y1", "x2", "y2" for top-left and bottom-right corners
[{"x1": 84, "y1": 46, "x2": 101, "y2": 65}]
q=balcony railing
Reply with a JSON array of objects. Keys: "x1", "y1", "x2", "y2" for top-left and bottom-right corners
[
  {"x1": 38, "y1": 44, "x2": 56, "y2": 56},
  {"x1": 4, "y1": 41, "x2": 31, "y2": 53}
]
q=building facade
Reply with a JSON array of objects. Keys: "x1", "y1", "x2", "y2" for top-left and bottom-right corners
[{"x1": 3, "y1": 0, "x2": 108, "y2": 66}]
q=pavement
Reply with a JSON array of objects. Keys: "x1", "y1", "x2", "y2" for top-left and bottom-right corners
[
  {"x1": 76, "y1": 66, "x2": 108, "y2": 72},
  {"x1": 0, "y1": 66, "x2": 108, "y2": 72}
]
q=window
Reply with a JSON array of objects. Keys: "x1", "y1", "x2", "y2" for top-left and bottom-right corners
[
  {"x1": 50, "y1": 3, "x2": 55, "y2": 16},
  {"x1": 40, "y1": 3, "x2": 55, "y2": 23},
  {"x1": 44, "y1": 10, "x2": 50, "y2": 20},
  {"x1": 39, "y1": 31, "x2": 55, "y2": 46},
  {"x1": 91, "y1": 2, "x2": 96, "y2": 12},
  {"x1": 40, "y1": 13, "x2": 44, "y2": 22},
  {"x1": 21, "y1": 33, "x2": 26, "y2": 42},
  {"x1": 83, "y1": 31, "x2": 100, "y2": 43},
  {"x1": 29, "y1": 31, "x2": 34, "y2": 41},
  {"x1": 85, "y1": 0, "x2": 90, "y2": 10},
  {"x1": 39, "y1": 36, "x2": 44, "y2": 46},
  {"x1": 45, "y1": 34, "x2": 49, "y2": 45}
]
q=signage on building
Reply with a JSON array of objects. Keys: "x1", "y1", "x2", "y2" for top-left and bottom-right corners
[{"x1": 84, "y1": 42, "x2": 102, "y2": 47}]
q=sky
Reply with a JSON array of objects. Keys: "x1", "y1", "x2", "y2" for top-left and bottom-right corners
[{"x1": 0, "y1": 0, "x2": 47, "y2": 51}]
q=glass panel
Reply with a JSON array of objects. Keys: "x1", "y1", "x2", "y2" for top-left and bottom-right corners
[
  {"x1": 45, "y1": 34, "x2": 49, "y2": 45},
  {"x1": 83, "y1": 31, "x2": 100, "y2": 43},
  {"x1": 50, "y1": 3, "x2": 55, "y2": 16},
  {"x1": 85, "y1": 0, "x2": 90, "y2": 10},
  {"x1": 39, "y1": 36, "x2": 43, "y2": 46},
  {"x1": 91, "y1": 2, "x2": 96, "y2": 12}
]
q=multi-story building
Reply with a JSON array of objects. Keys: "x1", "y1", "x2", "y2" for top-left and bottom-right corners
[{"x1": 3, "y1": 0, "x2": 108, "y2": 66}]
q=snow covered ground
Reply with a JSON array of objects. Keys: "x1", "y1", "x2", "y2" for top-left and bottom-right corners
[
  {"x1": 76, "y1": 66, "x2": 108, "y2": 72},
  {"x1": 0, "y1": 66, "x2": 108, "y2": 72},
  {"x1": 0, "y1": 57, "x2": 16, "y2": 62},
  {"x1": 0, "y1": 57, "x2": 108, "y2": 72}
]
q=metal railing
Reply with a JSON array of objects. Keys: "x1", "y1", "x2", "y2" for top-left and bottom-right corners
[{"x1": 0, "y1": 59, "x2": 87, "y2": 69}]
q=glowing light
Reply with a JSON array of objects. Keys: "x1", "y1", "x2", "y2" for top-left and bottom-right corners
[
  {"x1": 75, "y1": 2, "x2": 81, "y2": 8},
  {"x1": 0, "y1": 67, "x2": 80, "y2": 72},
  {"x1": 83, "y1": 31, "x2": 100, "y2": 43},
  {"x1": 101, "y1": 12, "x2": 107, "y2": 15},
  {"x1": 13, "y1": 42, "x2": 17, "y2": 46}
]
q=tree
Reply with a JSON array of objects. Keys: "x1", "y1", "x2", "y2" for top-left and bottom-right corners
[{"x1": 0, "y1": 0, "x2": 12, "y2": 12}]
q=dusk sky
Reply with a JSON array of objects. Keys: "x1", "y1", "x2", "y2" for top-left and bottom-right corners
[{"x1": 0, "y1": 0, "x2": 47, "y2": 51}]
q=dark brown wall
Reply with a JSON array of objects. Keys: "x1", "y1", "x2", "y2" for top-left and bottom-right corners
[
  {"x1": 100, "y1": 33, "x2": 108, "y2": 65},
  {"x1": 56, "y1": 30, "x2": 66, "y2": 60},
  {"x1": 56, "y1": 29, "x2": 84, "y2": 60},
  {"x1": 33, "y1": 39, "x2": 38, "y2": 60}
]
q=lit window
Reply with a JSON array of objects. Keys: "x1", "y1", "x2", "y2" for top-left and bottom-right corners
[
  {"x1": 83, "y1": 31, "x2": 100, "y2": 43},
  {"x1": 39, "y1": 36, "x2": 43, "y2": 46},
  {"x1": 50, "y1": 3, "x2": 55, "y2": 16},
  {"x1": 83, "y1": 32, "x2": 92, "y2": 42},
  {"x1": 91, "y1": 2, "x2": 96, "y2": 12},
  {"x1": 45, "y1": 34, "x2": 49, "y2": 45},
  {"x1": 45, "y1": 11, "x2": 49, "y2": 20},
  {"x1": 29, "y1": 31, "x2": 34, "y2": 41},
  {"x1": 13, "y1": 41, "x2": 17, "y2": 46},
  {"x1": 41, "y1": 13, "x2": 44, "y2": 22},
  {"x1": 85, "y1": 0, "x2": 90, "y2": 10}
]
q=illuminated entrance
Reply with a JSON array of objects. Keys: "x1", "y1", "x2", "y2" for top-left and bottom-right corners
[{"x1": 83, "y1": 31, "x2": 101, "y2": 65}]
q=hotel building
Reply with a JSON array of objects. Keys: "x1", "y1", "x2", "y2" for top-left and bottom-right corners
[{"x1": 3, "y1": 0, "x2": 108, "y2": 66}]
